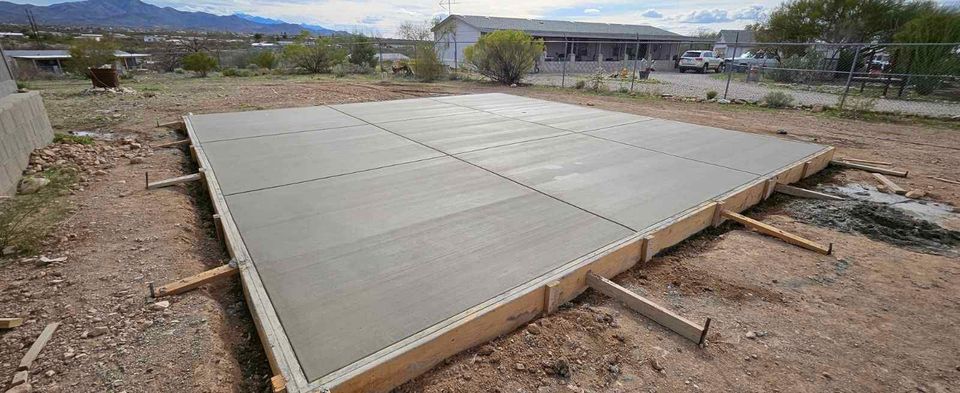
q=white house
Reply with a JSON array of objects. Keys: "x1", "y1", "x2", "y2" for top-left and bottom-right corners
[
  {"x1": 713, "y1": 30, "x2": 756, "y2": 59},
  {"x1": 432, "y1": 15, "x2": 707, "y2": 72}
]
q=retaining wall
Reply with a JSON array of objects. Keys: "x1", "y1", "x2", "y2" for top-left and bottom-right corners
[{"x1": 0, "y1": 91, "x2": 54, "y2": 196}]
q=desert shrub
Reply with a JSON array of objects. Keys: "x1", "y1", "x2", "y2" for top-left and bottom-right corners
[
  {"x1": 841, "y1": 95, "x2": 878, "y2": 118},
  {"x1": 706, "y1": 90, "x2": 718, "y2": 100},
  {"x1": 764, "y1": 91, "x2": 795, "y2": 108},
  {"x1": 574, "y1": 80, "x2": 586, "y2": 89},
  {"x1": 53, "y1": 133, "x2": 94, "y2": 145},
  {"x1": 588, "y1": 67, "x2": 606, "y2": 92},
  {"x1": 251, "y1": 51, "x2": 278, "y2": 70},
  {"x1": 464, "y1": 30, "x2": 544, "y2": 85},
  {"x1": 222, "y1": 67, "x2": 255, "y2": 77},
  {"x1": 348, "y1": 35, "x2": 377, "y2": 67},
  {"x1": 182, "y1": 52, "x2": 218, "y2": 77},
  {"x1": 893, "y1": 10, "x2": 960, "y2": 95},
  {"x1": 768, "y1": 51, "x2": 824, "y2": 84},
  {"x1": 282, "y1": 38, "x2": 346, "y2": 73},
  {"x1": 410, "y1": 44, "x2": 444, "y2": 82},
  {"x1": 332, "y1": 61, "x2": 348, "y2": 77},
  {"x1": 0, "y1": 168, "x2": 77, "y2": 255}
]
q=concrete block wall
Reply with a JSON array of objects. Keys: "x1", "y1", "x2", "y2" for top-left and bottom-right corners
[{"x1": 0, "y1": 91, "x2": 54, "y2": 196}]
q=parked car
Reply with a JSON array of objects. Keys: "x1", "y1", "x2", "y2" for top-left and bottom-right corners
[
  {"x1": 726, "y1": 51, "x2": 780, "y2": 72},
  {"x1": 678, "y1": 50, "x2": 724, "y2": 73}
]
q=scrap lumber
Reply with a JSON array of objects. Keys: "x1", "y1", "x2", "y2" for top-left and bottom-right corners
[
  {"x1": 153, "y1": 263, "x2": 239, "y2": 297},
  {"x1": 721, "y1": 210, "x2": 832, "y2": 255},
  {"x1": 17, "y1": 322, "x2": 59, "y2": 371},
  {"x1": 146, "y1": 172, "x2": 203, "y2": 190},
  {"x1": 157, "y1": 119, "x2": 185, "y2": 131},
  {"x1": 0, "y1": 317, "x2": 23, "y2": 329},
  {"x1": 831, "y1": 160, "x2": 908, "y2": 177},
  {"x1": 586, "y1": 273, "x2": 711, "y2": 345},
  {"x1": 271, "y1": 375, "x2": 287, "y2": 393},
  {"x1": 774, "y1": 183, "x2": 845, "y2": 201},
  {"x1": 543, "y1": 281, "x2": 561, "y2": 315},
  {"x1": 872, "y1": 173, "x2": 906, "y2": 195},
  {"x1": 153, "y1": 139, "x2": 191, "y2": 148},
  {"x1": 838, "y1": 158, "x2": 892, "y2": 166},
  {"x1": 928, "y1": 176, "x2": 960, "y2": 185}
]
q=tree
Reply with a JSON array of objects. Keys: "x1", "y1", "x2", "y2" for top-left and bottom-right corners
[
  {"x1": 282, "y1": 37, "x2": 346, "y2": 73},
  {"x1": 893, "y1": 7, "x2": 960, "y2": 94},
  {"x1": 68, "y1": 39, "x2": 117, "y2": 74},
  {"x1": 348, "y1": 35, "x2": 377, "y2": 67},
  {"x1": 759, "y1": 0, "x2": 936, "y2": 44},
  {"x1": 464, "y1": 30, "x2": 544, "y2": 85},
  {"x1": 251, "y1": 50, "x2": 278, "y2": 69},
  {"x1": 397, "y1": 20, "x2": 445, "y2": 81},
  {"x1": 182, "y1": 52, "x2": 217, "y2": 77},
  {"x1": 253, "y1": 33, "x2": 264, "y2": 42}
]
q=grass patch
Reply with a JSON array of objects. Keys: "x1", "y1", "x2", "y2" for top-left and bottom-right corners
[
  {"x1": 53, "y1": 133, "x2": 95, "y2": 145},
  {"x1": 0, "y1": 167, "x2": 78, "y2": 255}
]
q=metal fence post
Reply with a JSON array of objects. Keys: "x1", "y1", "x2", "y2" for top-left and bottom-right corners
[
  {"x1": 377, "y1": 42, "x2": 384, "y2": 80},
  {"x1": 561, "y1": 38, "x2": 568, "y2": 88},
  {"x1": 723, "y1": 32, "x2": 739, "y2": 100},
  {"x1": 630, "y1": 38, "x2": 640, "y2": 93},
  {"x1": 839, "y1": 45, "x2": 862, "y2": 110}
]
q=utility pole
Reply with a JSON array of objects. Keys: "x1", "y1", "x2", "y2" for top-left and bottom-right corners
[{"x1": 25, "y1": 9, "x2": 42, "y2": 48}]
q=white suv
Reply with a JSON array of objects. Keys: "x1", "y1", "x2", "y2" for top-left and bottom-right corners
[{"x1": 679, "y1": 50, "x2": 724, "y2": 73}]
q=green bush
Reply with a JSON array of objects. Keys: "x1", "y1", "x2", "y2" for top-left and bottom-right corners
[
  {"x1": 282, "y1": 38, "x2": 346, "y2": 73},
  {"x1": 574, "y1": 80, "x2": 586, "y2": 89},
  {"x1": 768, "y1": 51, "x2": 824, "y2": 84},
  {"x1": 222, "y1": 67, "x2": 255, "y2": 77},
  {"x1": 706, "y1": 90, "x2": 718, "y2": 100},
  {"x1": 182, "y1": 52, "x2": 218, "y2": 77},
  {"x1": 68, "y1": 39, "x2": 118, "y2": 74},
  {"x1": 332, "y1": 61, "x2": 348, "y2": 77},
  {"x1": 588, "y1": 67, "x2": 606, "y2": 92},
  {"x1": 464, "y1": 30, "x2": 544, "y2": 85},
  {"x1": 893, "y1": 10, "x2": 960, "y2": 95},
  {"x1": 410, "y1": 44, "x2": 444, "y2": 82},
  {"x1": 53, "y1": 133, "x2": 94, "y2": 145},
  {"x1": 764, "y1": 91, "x2": 795, "y2": 108},
  {"x1": 0, "y1": 168, "x2": 77, "y2": 255},
  {"x1": 251, "y1": 51, "x2": 278, "y2": 70},
  {"x1": 348, "y1": 35, "x2": 377, "y2": 67}
]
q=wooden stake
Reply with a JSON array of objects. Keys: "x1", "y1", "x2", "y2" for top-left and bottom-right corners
[
  {"x1": 838, "y1": 158, "x2": 892, "y2": 166},
  {"x1": 640, "y1": 235, "x2": 654, "y2": 262},
  {"x1": 271, "y1": 375, "x2": 287, "y2": 393},
  {"x1": 928, "y1": 176, "x2": 960, "y2": 185},
  {"x1": 157, "y1": 120, "x2": 185, "y2": 131},
  {"x1": 711, "y1": 201, "x2": 725, "y2": 227},
  {"x1": 146, "y1": 173, "x2": 202, "y2": 190},
  {"x1": 872, "y1": 173, "x2": 906, "y2": 195},
  {"x1": 831, "y1": 160, "x2": 908, "y2": 177},
  {"x1": 721, "y1": 210, "x2": 831, "y2": 255},
  {"x1": 774, "y1": 184, "x2": 845, "y2": 201},
  {"x1": 154, "y1": 264, "x2": 239, "y2": 297},
  {"x1": 800, "y1": 160, "x2": 813, "y2": 178},
  {"x1": 543, "y1": 281, "x2": 561, "y2": 315},
  {"x1": 213, "y1": 213, "x2": 224, "y2": 246},
  {"x1": 0, "y1": 317, "x2": 23, "y2": 329},
  {"x1": 17, "y1": 322, "x2": 59, "y2": 371},
  {"x1": 153, "y1": 139, "x2": 190, "y2": 148},
  {"x1": 586, "y1": 273, "x2": 710, "y2": 345}
]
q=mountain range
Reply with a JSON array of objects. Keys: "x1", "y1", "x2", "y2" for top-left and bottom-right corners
[{"x1": 0, "y1": 0, "x2": 343, "y2": 35}]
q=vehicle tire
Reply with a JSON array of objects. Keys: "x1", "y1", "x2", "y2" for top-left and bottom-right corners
[
  {"x1": 679, "y1": 68, "x2": 685, "y2": 73},
  {"x1": 699, "y1": 64, "x2": 707, "y2": 74},
  {"x1": 716, "y1": 63, "x2": 724, "y2": 73}
]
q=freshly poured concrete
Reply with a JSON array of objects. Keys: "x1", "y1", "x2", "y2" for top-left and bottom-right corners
[{"x1": 187, "y1": 93, "x2": 827, "y2": 383}]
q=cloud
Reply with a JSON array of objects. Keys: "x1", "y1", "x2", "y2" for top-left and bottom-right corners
[
  {"x1": 583, "y1": 8, "x2": 600, "y2": 14},
  {"x1": 640, "y1": 9, "x2": 663, "y2": 18},
  {"x1": 676, "y1": 9, "x2": 732, "y2": 23},
  {"x1": 360, "y1": 15, "x2": 384, "y2": 24},
  {"x1": 733, "y1": 5, "x2": 765, "y2": 20}
]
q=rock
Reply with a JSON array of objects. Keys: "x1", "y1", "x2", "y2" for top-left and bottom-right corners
[
  {"x1": 527, "y1": 324, "x2": 542, "y2": 335},
  {"x1": 717, "y1": 99, "x2": 731, "y2": 104},
  {"x1": 44, "y1": 370, "x2": 56, "y2": 377},
  {"x1": 84, "y1": 326, "x2": 109, "y2": 338},
  {"x1": 905, "y1": 189, "x2": 926, "y2": 199},
  {"x1": 150, "y1": 301, "x2": 170, "y2": 311},
  {"x1": 18, "y1": 177, "x2": 50, "y2": 194},
  {"x1": 38, "y1": 256, "x2": 67, "y2": 266},
  {"x1": 1, "y1": 246, "x2": 17, "y2": 256},
  {"x1": 586, "y1": 102, "x2": 595, "y2": 106},
  {"x1": 745, "y1": 331, "x2": 757, "y2": 339},
  {"x1": 5, "y1": 382, "x2": 31, "y2": 393},
  {"x1": 515, "y1": 362, "x2": 526, "y2": 371},
  {"x1": 607, "y1": 364, "x2": 620, "y2": 374},
  {"x1": 776, "y1": 129, "x2": 788, "y2": 135},
  {"x1": 650, "y1": 359, "x2": 664, "y2": 373},
  {"x1": 477, "y1": 345, "x2": 495, "y2": 356},
  {"x1": 129, "y1": 157, "x2": 144, "y2": 164},
  {"x1": 811, "y1": 104, "x2": 825, "y2": 113}
]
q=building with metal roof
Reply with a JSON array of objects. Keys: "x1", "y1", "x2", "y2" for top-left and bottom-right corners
[{"x1": 2, "y1": 49, "x2": 149, "y2": 75}]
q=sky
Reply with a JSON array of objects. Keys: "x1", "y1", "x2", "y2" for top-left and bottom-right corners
[{"x1": 10, "y1": 0, "x2": 954, "y2": 37}]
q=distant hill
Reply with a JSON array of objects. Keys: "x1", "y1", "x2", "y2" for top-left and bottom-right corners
[
  {"x1": 0, "y1": 0, "x2": 342, "y2": 35},
  {"x1": 233, "y1": 13, "x2": 339, "y2": 35}
]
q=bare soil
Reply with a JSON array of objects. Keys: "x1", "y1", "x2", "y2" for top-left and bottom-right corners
[{"x1": 2, "y1": 74, "x2": 958, "y2": 393}]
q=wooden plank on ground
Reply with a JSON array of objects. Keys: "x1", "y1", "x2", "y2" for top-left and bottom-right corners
[
  {"x1": 153, "y1": 139, "x2": 190, "y2": 148},
  {"x1": 585, "y1": 273, "x2": 708, "y2": 344},
  {"x1": 17, "y1": 322, "x2": 60, "y2": 371},
  {"x1": 721, "y1": 210, "x2": 831, "y2": 255},
  {"x1": 271, "y1": 375, "x2": 287, "y2": 393},
  {"x1": 146, "y1": 173, "x2": 202, "y2": 190},
  {"x1": 872, "y1": 173, "x2": 906, "y2": 195},
  {"x1": 543, "y1": 281, "x2": 561, "y2": 315},
  {"x1": 928, "y1": 176, "x2": 960, "y2": 185},
  {"x1": 774, "y1": 184, "x2": 845, "y2": 201},
  {"x1": 831, "y1": 160, "x2": 908, "y2": 177},
  {"x1": 157, "y1": 120, "x2": 185, "y2": 130},
  {"x1": 0, "y1": 317, "x2": 23, "y2": 329},
  {"x1": 154, "y1": 264, "x2": 239, "y2": 297},
  {"x1": 839, "y1": 158, "x2": 892, "y2": 166}
]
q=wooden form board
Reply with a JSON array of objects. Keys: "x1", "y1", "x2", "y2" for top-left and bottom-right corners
[
  {"x1": 185, "y1": 113, "x2": 835, "y2": 393},
  {"x1": 0, "y1": 317, "x2": 23, "y2": 329}
]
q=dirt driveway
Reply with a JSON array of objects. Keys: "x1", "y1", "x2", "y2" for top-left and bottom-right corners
[{"x1": 1, "y1": 74, "x2": 958, "y2": 393}]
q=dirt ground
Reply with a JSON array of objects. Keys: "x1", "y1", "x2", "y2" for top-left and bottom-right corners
[{"x1": 1, "y1": 73, "x2": 958, "y2": 393}]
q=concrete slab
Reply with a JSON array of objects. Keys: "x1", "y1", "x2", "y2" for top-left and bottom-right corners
[
  {"x1": 190, "y1": 106, "x2": 364, "y2": 142},
  {"x1": 203, "y1": 125, "x2": 443, "y2": 195},
  {"x1": 331, "y1": 97, "x2": 478, "y2": 124},
  {"x1": 376, "y1": 111, "x2": 571, "y2": 154},
  {"x1": 587, "y1": 119, "x2": 825, "y2": 175},
  {"x1": 436, "y1": 93, "x2": 651, "y2": 132},
  {"x1": 457, "y1": 134, "x2": 757, "y2": 231},
  {"x1": 225, "y1": 157, "x2": 632, "y2": 380}
]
